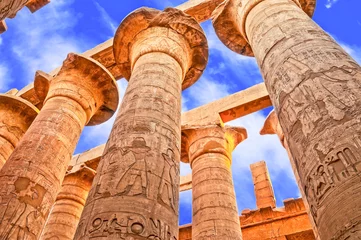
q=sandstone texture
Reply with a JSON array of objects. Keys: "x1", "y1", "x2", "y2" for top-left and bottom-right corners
[
  {"x1": 0, "y1": 94, "x2": 38, "y2": 169},
  {"x1": 213, "y1": 0, "x2": 361, "y2": 238},
  {"x1": 182, "y1": 125, "x2": 247, "y2": 240},
  {"x1": 0, "y1": 53, "x2": 118, "y2": 239},
  {"x1": 74, "y1": 7, "x2": 208, "y2": 240}
]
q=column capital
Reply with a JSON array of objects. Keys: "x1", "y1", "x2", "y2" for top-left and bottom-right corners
[
  {"x1": 34, "y1": 53, "x2": 119, "y2": 126},
  {"x1": 57, "y1": 164, "x2": 96, "y2": 205},
  {"x1": 0, "y1": 94, "x2": 39, "y2": 147},
  {"x1": 260, "y1": 110, "x2": 286, "y2": 147},
  {"x1": 181, "y1": 124, "x2": 247, "y2": 165},
  {"x1": 211, "y1": 0, "x2": 316, "y2": 56},
  {"x1": 113, "y1": 7, "x2": 208, "y2": 90}
]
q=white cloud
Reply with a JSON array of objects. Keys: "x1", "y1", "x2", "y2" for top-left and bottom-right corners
[
  {"x1": 340, "y1": 43, "x2": 361, "y2": 64},
  {"x1": 0, "y1": 64, "x2": 12, "y2": 92},
  {"x1": 82, "y1": 80, "x2": 128, "y2": 146},
  {"x1": 9, "y1": 0, "x2": 88, "y2": 83},
  {"x1": 93, "y1": 1, "x2": 117, "y2": 36},
  {"x1": 0, "y1": 36, "x2": 3, "y2": 46},
  {"x1": 187, "y1": 77, "x2": 230, "y2": 106},
  {"x1": 325, "y1": 0, "x2": 339, "y2": 8}
]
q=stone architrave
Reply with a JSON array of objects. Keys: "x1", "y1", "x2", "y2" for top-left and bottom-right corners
[
  {"x1": 0, "y1": 53, "x2": 119, "y2": 239},
  {"x1": 181, "y1": 125, "x2": 247, "y2": 240},
  {"x1": 0, "y1": 94, "x2": 38, "y2": 169},
  {"x1": 40, "y1": 165, "x2": 96, "y2": 240},
  {"x1": 213, "y1": 0, "x2": 361, "y2": 238},
  {"x1": 74, "y1": 8, "x2": 208, "y2": 240},
  {"x1": 260, "y1": 110, "x2": 319, "y2": 239}
]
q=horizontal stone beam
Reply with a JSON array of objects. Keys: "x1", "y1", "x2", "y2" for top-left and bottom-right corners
[
  {"x1": 15, "y1": 0, "x2": 224, "y2": 107},
  {"x1": 181, "y1": 82, "x2": 272, "y2": 126}
]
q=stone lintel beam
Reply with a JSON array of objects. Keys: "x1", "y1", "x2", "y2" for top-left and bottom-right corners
[
  {"x1": 250, "y1": 161, "x2": 276, "y2": 209},
  {"x1": 0, "y1": 20, "x2": 7, "y2": 33},
  {"x1": 15, "y1": 0, "x2": 223, "y2": 107},
  {"x1": 182, "y1": 82, "x2": 271, "y2": 126},
  {"x1": 25, "y1": 0, "x2": 50, "y2": 13}
]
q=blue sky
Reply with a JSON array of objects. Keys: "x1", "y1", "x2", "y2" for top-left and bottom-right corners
[{"x1": 1, "y1": 0, "x2": 360, "y2": 225}]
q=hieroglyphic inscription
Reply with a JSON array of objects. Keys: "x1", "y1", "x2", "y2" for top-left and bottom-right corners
[{"x1": 242, "y1": 0, "x2": 361, "y2": 238}]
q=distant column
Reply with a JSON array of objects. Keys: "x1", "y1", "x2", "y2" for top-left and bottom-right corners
[
  {"x1": 213, "y1": 0, "x2": 361, "y2": 238},
  {"x1": 40, "y1": 165, "x2": 96, "y2": 240},
  {"x1": 182, "y1": 125, "x2": 247, "y2": 240},
  {"x1": 0, "y1": 53, "x2": 119, "y2": 239},
  {"x1": 74, "y1": 8, "x2": 208, "y2": 240},
  {"x1": 250, "y1": 161, "x2": 276, "y2": 209},
  {"x1": 0, "y1": 94, "x2": 38, "y2": 169}
]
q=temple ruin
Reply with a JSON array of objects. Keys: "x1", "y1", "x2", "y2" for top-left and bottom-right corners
[{"x1": 1, "y1": 0, "x2": 361, "y2": 239}]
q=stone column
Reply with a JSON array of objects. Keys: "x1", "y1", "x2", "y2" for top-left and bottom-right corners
[
  {"x1": 260, "y1": 110, "x2": 319, "y2": 239},
  {"x1": 0, "y1": 53, "x2": 119, "y2": 239},
  {"x1": 181, "y1": 125, "x2": 247, "y2": 240},
  {"x1": 0, "y1": 94, "x2": 38, "y2": 169},
  {"x1": 40, "y1": 165, "x2": 96, "y2": 240},
  {"x1": 250, "y1": 161, "x2": 276, "y2": 209},
  {"x1": 213, "y1": 0, "x2": 361, "y2": 238},
  {"x1": 74, "y1": 8, "x2": 208, "y2": 240}
]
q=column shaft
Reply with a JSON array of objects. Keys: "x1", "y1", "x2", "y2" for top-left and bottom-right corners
[
  {"x1": 0, "y1": 53, "x2": 118, "y2": 239},
  {"x1": 40, "y1": 166, "x2": 95, "y2": 240},
  {"x1": 0, "y1": 137, "x2": 13, "y2": 167},
  {"x1": 244, "y1": 0, "x2": 361, "y2": 238},
  {"x1": 76, "y1": 52, "x2": 182, "y2": 239},
  {"x1": 75, "y1": 8, "x2": 207, "y2": 240},
  {"x1": 192, "y1": 153, "x2": 241, "y2": 239},
  {"x1": 0, "y1": 97, "x2": 87, "y2": 239}
]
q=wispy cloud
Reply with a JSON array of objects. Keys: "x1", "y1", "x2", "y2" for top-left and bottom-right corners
[
  {"x1": 0, "y1": 64, "x2": 12, "y2": 92},
  {"x1": 9, "y1": 0, "x2": 87, "y2": 83},
  {"x1": 325, "y1": 0, "x2": 339, "y2": 8},
  {"x1": 93, "y1": 1, "x2": 117, "y2": 36}
]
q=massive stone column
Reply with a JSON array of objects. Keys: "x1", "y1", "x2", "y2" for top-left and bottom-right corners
[
  {"x1": 40, "y1": 165, "x2": 96, "y2": 240},
  {"x1": 74, "y1": 8, "x2": 208, "y2": 240},
  {"x1": 0, "y1": 53, "x2": 119, "y2": 239},
  {"x1": 181, "y1": 125, "x2": 247, "y2": 240},
  {"x1": 0, "y1": 94, "x2": 38, "y2": 169},
  {"x1": 213, "y1": 0, "x2": 361, "y2": 238},
  {"x1": 260, "y1": 110, "x2": 319, "y2": 239}
]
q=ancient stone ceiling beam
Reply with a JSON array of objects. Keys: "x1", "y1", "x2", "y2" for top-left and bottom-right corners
[
  {"x1": 182, "y1": 82, "x2": 272, "y2": 126},
  {"x1": 16, "y1": 0, "x2": 224, "y2": 107}
]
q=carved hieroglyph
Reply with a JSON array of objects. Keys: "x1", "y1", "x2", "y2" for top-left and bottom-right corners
[
  {"x1": 74, "y1": 7, "x2": 208, "y2": 240},
  {"x1": 0, "y1": 53, "x2": 119, "y2": 240},
  {"x1": 260, "y1": 110, "x2": 319, "y2": 239},
  {"x1": 213, "y1": 0, "x2": 361, "y2": 238},
  {"x1": 0, "y1": 94, "x2": 38, "y2": 169},
  {"x1": 40, "y1": 165, "x2": 96, "y2": 240},
  {"x1": 181, "y1": 125, "x2": 247, "y2": 240}
]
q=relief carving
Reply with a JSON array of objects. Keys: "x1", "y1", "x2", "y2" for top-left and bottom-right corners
[{"x1": 305, "y1": 141, "x2": 360, "y2": 218}]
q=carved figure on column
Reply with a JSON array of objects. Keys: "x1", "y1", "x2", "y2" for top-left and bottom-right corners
[
  {"x1": 0, "y1": 53, "x2": 119, "y2": 239},
  {"x1": 213, "y1": 0, "x2": 361, "y2": 238},
  {"x1": 75, "y1": 7, "x2": 208, "y2": 240},
  {"x1": 260, "y1": 110, "x2": 318, "y2": 239},
  {"x1": 0, "y1": 94, "x2": 38, "y2": 169},
  {"x1": 182, "y1": 124, "x2": 247, "y2": 240}
]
